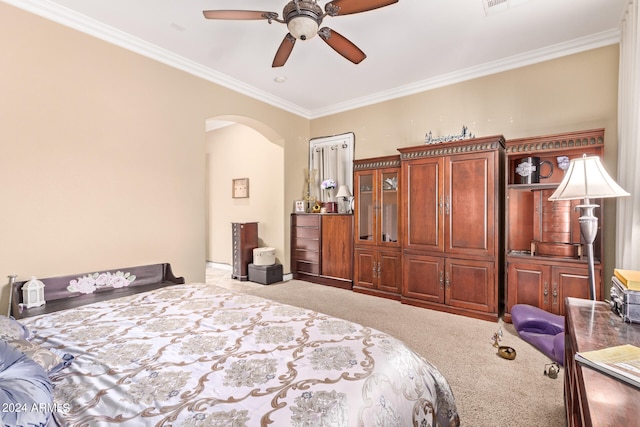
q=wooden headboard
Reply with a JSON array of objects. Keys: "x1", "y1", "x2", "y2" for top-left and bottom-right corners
[{"x1": 10, "y1": 263, "x2": 184, "y2": 319}]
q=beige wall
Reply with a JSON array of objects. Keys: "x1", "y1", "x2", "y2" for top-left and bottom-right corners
[
  {"x1": 311, "y1": 45, "x2": 620, "y2": 291},
  {"x1": 206, "y1": 124, "x2": 285, "y2": 266},
  {"x1": 0, "y1": 3, "x2": 309, "y2": 311},
  {"x1": 311, "y1": 46, "x2": 618, "y2": 155}
]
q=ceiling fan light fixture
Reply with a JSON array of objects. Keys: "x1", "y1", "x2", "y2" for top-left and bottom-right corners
[
  {"x1": 283, "y1": 0, "x2": 323, "y2": 40},
  {"x1": 287, "y1": 16, "x2": 319, "y2": 40}
]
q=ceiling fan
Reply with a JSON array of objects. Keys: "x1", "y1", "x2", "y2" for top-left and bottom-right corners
[{"x1": 203, "y1": 0, "x2": 398, "y2": 67}]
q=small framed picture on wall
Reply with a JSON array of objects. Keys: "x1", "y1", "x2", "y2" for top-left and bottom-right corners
[
  {"x1": 232, "y1": 178, "x2": 249, "y2": 198},
  {"x1": 294, "y1": 200, "x2": 305, "y2": 213}
]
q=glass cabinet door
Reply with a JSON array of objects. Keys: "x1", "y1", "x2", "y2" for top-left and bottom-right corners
[
  {"x1": 380, "y1": 171, "x2": 399, "y2": 244},
  {"x1": 356, "y1": 171, "x2": 375, "y2": 244}
]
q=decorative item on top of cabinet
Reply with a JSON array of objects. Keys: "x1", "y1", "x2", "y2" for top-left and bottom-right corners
[
  {"x1": 503, "y1": 129, "x2": 605, "y2": 321},
  {"x1": 353, "y1": 155, "x2": 402, "y2": 300},
  {"x1": 398, "y1": 135, "x2": 505, "y2": 322},
  {"x1": 291, "y1": 213, "x2": 353, "y2": 290},
  {"x1": 231, "y1": 222, "x2": 259, "y2": 281}
]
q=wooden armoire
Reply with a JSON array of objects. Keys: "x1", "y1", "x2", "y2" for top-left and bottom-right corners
[{"x1": 397, "y1": 135, "x2": 505, "y2": 321}]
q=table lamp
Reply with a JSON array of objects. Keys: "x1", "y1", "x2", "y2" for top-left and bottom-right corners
[
  {"x1": 548, "y1": 154, "x2": 629, "y2": 300},
  {"x1": 335, "y1": 185, "x2": 352, "y2": 214}
]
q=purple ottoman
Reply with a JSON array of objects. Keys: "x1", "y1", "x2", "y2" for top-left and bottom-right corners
[{"x1": 511, "y1": 304, "x2": 565, "y2": 365}]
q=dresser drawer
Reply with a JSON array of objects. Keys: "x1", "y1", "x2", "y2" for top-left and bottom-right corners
[
  {"x1": 292, "y1": 214, "x2": 321, "y2": 227},
  {"x1": 293, "y1": 249, "x2": 319, "y2": 263},
  {"x1": 293, "y1": 227, "x2": 320, "y2": 240},
  {"x1": 295, "y1": 260, "x2": 320, "y2": 275},
  {"x1": 293, "y1": 238, "x2": 320, "y2": 252}
]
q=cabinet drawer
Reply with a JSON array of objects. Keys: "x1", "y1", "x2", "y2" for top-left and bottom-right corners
[
  {"x1": 294, "y1": 227, "x2": 320, "y2": 240},
  {"x1": 293, "y1": 215, "x2": 321, "y2": 227},
  {"x1": 541, "y1": 232, "x2": 572, "y2": 242},
  {"x1": 544, "y1": 212, "x2": 572, "y2": 222},
  {"x1": 295, "y1": 260, "x2": 320, "y2": 275},
  {"x1": 293, "y1": 249, "x2": 319, "y2": 263},
  {"x1": 533, "y1": 241, "x2": 578, "y2": 257},
  {"x1": 293, "y1": 238, "x2": 320, "y2": 251},
  {"x1": 541, "y1": 203, "x2": 571, "y2": 213},
  {"x1": 542, "y1": 221, "x2": 572, "y2": 233}
]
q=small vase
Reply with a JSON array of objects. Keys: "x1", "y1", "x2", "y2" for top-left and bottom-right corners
[{"x1": 326, "y1": 188, "x2": 335, "y2": 202}]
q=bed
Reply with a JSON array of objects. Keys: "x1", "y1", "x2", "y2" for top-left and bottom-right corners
[{"x1": 4, "y1": 265, "x2": 459, "y2": 426}]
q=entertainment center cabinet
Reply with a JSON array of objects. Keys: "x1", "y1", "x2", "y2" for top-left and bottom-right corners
[
  {"x1": 503, "y1": 129, "x2": 604, "y2": 321},
  {"x1": 291, "y1": 128, "x2": 607, "y2": 323}
]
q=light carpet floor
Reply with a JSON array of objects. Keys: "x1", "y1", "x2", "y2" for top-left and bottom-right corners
[{"x1": 206, "y1": 266, "x2": 565, "y2": 427}]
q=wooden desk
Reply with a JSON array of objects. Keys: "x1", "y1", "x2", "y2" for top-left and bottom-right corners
[{"x1": 564, "y1": 297, "x2": 640, "y2": 426}]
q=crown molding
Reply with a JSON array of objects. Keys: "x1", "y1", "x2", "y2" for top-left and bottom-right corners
[
  {"x1": 3, "y1": 0, "x2": 313, "y2": 119},
  {"x1": 5, "y1": 0, "x2": 620, "y2": 120},
  {"x1": 309, "y1": 29, "x2": 621, "y2": 119}
]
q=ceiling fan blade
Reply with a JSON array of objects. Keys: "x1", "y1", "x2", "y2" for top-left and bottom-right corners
[
  {"x1": 203, "y1": 10, "x2": 278, "y2": 20},
  {"x1": 325, "y1": 0, "x2": 398, "y2": 16},
  {"x1": 318, "y1": 27, "x2": 366, "y2": 64},
  {"x1": 272, "y1": 34, "x2": 296, "y2": 67}
]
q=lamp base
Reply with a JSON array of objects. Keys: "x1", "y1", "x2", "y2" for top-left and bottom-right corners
[{"x1": 577, "y1": 203, "x2": 599, "y2": 301}]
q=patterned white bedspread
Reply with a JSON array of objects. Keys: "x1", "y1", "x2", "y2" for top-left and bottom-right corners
[{"x1": 20, "y1": 283, "x2": 459, "y2": 426}]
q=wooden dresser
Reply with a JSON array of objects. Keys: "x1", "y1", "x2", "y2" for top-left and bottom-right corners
[
  {"x1": 565, "y1": 297, "x2": 640, "y2": 426},
  {"x1": 291, "y1": 213, "x2": 353, "y2": 289}
]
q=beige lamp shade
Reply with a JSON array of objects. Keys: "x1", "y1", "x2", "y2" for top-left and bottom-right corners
[
  {"x1": 548, "y1": 155, "x2": 629, "y2": 201},
  {"x1": 336, "y1": 185, "x2": 352, "y2": 199}
]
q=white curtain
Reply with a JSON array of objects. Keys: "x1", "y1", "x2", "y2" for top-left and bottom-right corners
[
  {"x1": 312, "y1": 143, "x2": 349, "y2": 202},
  {"x1": 309, "y1": 133, "x2": 354, "y2": 204},
  {"x1": 617, "y1": 0, "x2": 640, "y2": 270}
]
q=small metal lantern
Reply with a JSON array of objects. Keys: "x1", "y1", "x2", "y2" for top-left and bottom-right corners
[{"x1": 23, "y1": 276, "x2": 46, "y2": 308}]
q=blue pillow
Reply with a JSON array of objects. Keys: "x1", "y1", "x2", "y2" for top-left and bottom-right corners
[{"x1": 0, "y1": 340, "x2": 53, "y2": 427}]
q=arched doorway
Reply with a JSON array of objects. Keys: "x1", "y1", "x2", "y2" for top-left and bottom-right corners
[{"x1": 204, "y1": 116, "x2": 286, "y2": 276}]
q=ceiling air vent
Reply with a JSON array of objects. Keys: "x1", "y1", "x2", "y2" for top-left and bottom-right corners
[{"x1": 482, "y1": 0, "x2": 529, "y2": 15}]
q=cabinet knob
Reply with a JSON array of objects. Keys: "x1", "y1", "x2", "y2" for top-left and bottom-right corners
[
  {"x1": 439, "y1": 271, "x2": 444, "y2": 289},
  {"x1": 445, "y1": 271, "x2": 450, "y2": 288}
]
